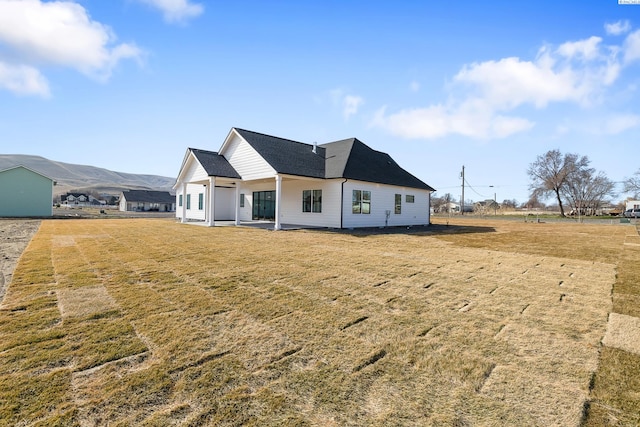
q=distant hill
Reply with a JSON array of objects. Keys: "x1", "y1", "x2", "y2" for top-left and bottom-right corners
[{"x1": 0, "y1": 154, "x2": 175, "y2": 196}]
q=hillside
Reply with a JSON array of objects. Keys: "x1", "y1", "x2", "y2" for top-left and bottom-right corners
[{"x1": 0, "y1": 154, "x2": 175, "y2": 196}]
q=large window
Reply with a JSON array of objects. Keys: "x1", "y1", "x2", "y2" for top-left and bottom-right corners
[
  {"x1": 395, "y1": 194, "x2": 401, "y2": 214},
  {"x1": 352, "y1": 190, "x2": 371, "y2": 214},
  {"x1": 240, "y1": 193, "x2": 245, "y2": 207},
  {"x1": 186, "y1": 194, "x2": 191, "y2": 210},
  {"x1": 179, "y1": 194, "x2": 183, "y2": 207},
  {"x1": 198, "y1": 193, "x2": 204, "y2": 210},
  {"x1": 303, "y1": 189, "x2": 322, "y2": 213},
  {"x1": 406, "y1": 195, "x2": 415, "y2": 203}
]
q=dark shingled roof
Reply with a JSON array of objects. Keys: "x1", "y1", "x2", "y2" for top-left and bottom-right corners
[
  {"x1": 190, "y1": 128, "x2": 434, "y2": 191},
  {"x1": 322, "y1": 138, "x2": 435, "y2": 191},
  {"x1": 122, "y1": 190, "x2": 175, "y2": 204},
  {"x1": 190, "y1": 148, "x2": 241, "y2": 179},
  {"x1": 234, "y1": 128, "x2": 326, "y2": 179}
]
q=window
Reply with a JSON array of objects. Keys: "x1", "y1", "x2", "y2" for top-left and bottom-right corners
[
  {"x1": 395, "y1": 194, "x2": 401, "y2": 214},
  {"x1": 313, "y1": 190, "x2": 322, "y2": 213},
  {"x1": 178, "y1": 194, "x2": 183, "y2": 207},
  {"x1": 240, "y1": 193, "x2": 245, "y2": 207},
  {"x1": 198, "y1": 193, "x2": 204, "y2": 210},
  {"x1": 352, "y1": 190, "x2": 371, "y2": 214},
  {"x1": 406, "y1": 195, "x2": 415, "y2": 203},
  {"x1": 303, "y1": 190, "x2": 311, "y2": 212},
  {"x1": 303, "y1": 189, "x2": 322, "y2": 213},
  {"x1": 186, "y1": 194, "x2": 191, "y2": 210}
]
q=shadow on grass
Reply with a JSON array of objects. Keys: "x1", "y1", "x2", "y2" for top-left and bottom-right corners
[{"x1": 329, "y1": 223, "x2": 496, "y2": 237}]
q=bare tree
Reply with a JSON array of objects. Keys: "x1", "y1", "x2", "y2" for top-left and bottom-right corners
[
  {"x1": 502, "y1": 199, "x2": 518, "y2": 210},
  {"x1": 624, "y1": 169, "x2": 640, "y2": 198},
  {"x1": 431, "y1": 192, "x2": 455, "y2": 213},
  {"x1": 527, "y1": 150, "x2": 588, "y2": 217},
  {"x1": 562, "y1": 168, "x2": 616, "y2": 215}
]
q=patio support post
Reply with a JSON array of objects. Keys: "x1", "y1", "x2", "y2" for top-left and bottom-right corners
[
  {"x1": 235, "y1": 183, "x2": 240, "y2": 226},
  {"x1": 208, "y1": 177, "x2": 216, "y2": 227},
  {"x1": 181, "y1": 182, "x2": 187, "y2": 223},
  {"x1": 274, "y1": 175, "x2": 282, "y2": 230}
]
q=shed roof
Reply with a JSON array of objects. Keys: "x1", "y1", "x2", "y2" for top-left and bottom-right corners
[{"x1": 0, "y1": 165, "x2": 54, "y2": 181}]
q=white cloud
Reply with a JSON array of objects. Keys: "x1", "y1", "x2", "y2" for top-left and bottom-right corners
[
  {"x1": 603, "y1": 114, "x2": 640, "y2": 134},
  {"x1": 605, "y1": 20, "x2": 631, "y2": 36},
  {"x1": 0, "y1": 0, "x2": 143, "y2": 96},
  {"x1": 556, "y1": 36, "x2": 602, "y2": 61},
  {"x1": 0, "y1": 61, "x2": 49, "y2": 97},
  {"x1": 371, "y1": 103, "x2": 533, "y2": 140},
  {"x1": 135, "y1": 0, "x2": 204, "y2": 23},
  {"x1": 330, "y1": 89, "x2": 364, "y2": 120},
  {"x1": 372, "y1": 32, "x2": 631, "y2": 140},
  {"x1": 623, "y1": 29, "x2": 640, "y2": 64},
  {"x1": 454, "y1": 56, "x2": 584, "y2": 108},
  {"x1": 343, "y1": 95, "x2": 364, "y2": 120}
]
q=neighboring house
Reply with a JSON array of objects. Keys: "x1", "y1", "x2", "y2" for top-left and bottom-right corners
[
  {"x1": 474, "y1": 199, "x2": 499, "y2": 214},
  {"x1": 61, "y1": 193, "x2": 106, "y2": 207},
  {"x1": 119, "y1": 190, "x2": 176, "y2": 212},
  {"x1": 174, "y1": 128, "x2": 435, "y2": 229},
  {"x1": 626, "y1": 200, "x2": 640, "y2": 211},
  {"x1": 443, "y1": 202, "x2": 461, "y2": 213},
  {"x1": 62, "y1": 192, "x2": 89, "y2": 206},
  {"x1": 0, "y1": 165, "x2": 54, "y2": 217}
]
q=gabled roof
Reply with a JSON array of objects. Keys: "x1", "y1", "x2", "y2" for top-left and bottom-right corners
[
  {"x1": 323, "y1": 138, "x2": 435, "y2": 191},
  {"x1": 122, "y1": 190, "x2": 174, "y2": 204},
  {"x1": 190, "y1": 148, "x2": 241, "y2": 179},
  {"x1": 0, "y1": 164, "x2": 54, "y2": 181},
  {"x1": 186, "y1": 128, "x2": 434, "y2": 191},
  {"x1": 234, "y1": 128, "x2": 326, "y2": 178}
]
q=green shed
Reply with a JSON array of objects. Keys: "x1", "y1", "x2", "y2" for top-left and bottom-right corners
[{"x1": 0, "y1": 165, "x2": 54, "y2": 217}]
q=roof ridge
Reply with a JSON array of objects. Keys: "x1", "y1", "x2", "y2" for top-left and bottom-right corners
[
  {"x1": 234, "y1": 128, "x2": 315, "y2": 148},
  {"x1": 190, "y1": 147, "x2": 219, "y2": 155}
]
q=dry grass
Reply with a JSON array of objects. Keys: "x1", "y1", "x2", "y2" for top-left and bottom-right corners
[{"x1": 0, "y1": 217, "x2": 636, "y2": 425}]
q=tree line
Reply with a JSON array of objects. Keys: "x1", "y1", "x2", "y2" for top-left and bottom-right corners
[
  {"x1": 528, "y1": 149, "x2": 639, "y2": 217},
  {"x1": 430, "y1": 150, "x2": 640, "y2": 216}
]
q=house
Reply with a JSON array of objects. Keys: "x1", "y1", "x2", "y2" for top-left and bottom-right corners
[
  {"x1": 174, "y1": 128, "x2": 435, "y2": 229},
  {"x1": 62, "y1": 192, "x2": 89, "y2": 206},
  {"x1": 474, "y1": 199, "x2": 499, "y2": 214},
  {"x1": 626, "y1": 200, "x2": 640, "y2": 211},
  {"x1": 119, "y1": 190, "x2": 176, "y2": 212},
  {"x1": 61, "y1": 193, "x2": 107, "y2": 207},
  {"x1": 0, "y1": 165, "x2": 54, "y2": 217}
]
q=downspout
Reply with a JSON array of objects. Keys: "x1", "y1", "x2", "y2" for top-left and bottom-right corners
[{"x1": 340, "y1": 178, "x2": 348, "y2": 229}]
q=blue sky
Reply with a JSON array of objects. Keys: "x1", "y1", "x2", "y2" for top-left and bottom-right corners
[{"x1": 1, "y1": 0, "x2": 639, "y2": 204}]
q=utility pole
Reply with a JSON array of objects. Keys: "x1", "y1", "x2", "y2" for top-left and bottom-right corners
[
  {"x1": 494, "y1": 192, "x2": 497, "y2": 215},
  {"x1": 460, "y1": 165, "x2": 465, "y2": 216}
]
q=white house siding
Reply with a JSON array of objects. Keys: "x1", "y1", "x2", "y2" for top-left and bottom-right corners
[
  {"x1": 223, "y1": 133, "x2": 276, "y2": 181},
  {"x1": 236, "y1": 181, "x2": 278, "y2": 221},
  {"x1": 178, "y1": 183, "x2": 207, "y2": 221},
  {"x1": 181, "y1": 154, "x2": 210, "y2": 183},
  {"x1": 214, "y1": 187, "x2": 235, "y2": 220},
  {"x1": 278, "y1": 179, "x2": 342, "y2": 228},
  {"x1": 341, "y1": 181, "x2": 431, "y2": 228},
  {"x1": 175, "y1": 156, "x2": 214, "y2": 221},
  {"x1": 626, "y1": 200, "x2": 640, "y2": 210}
]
